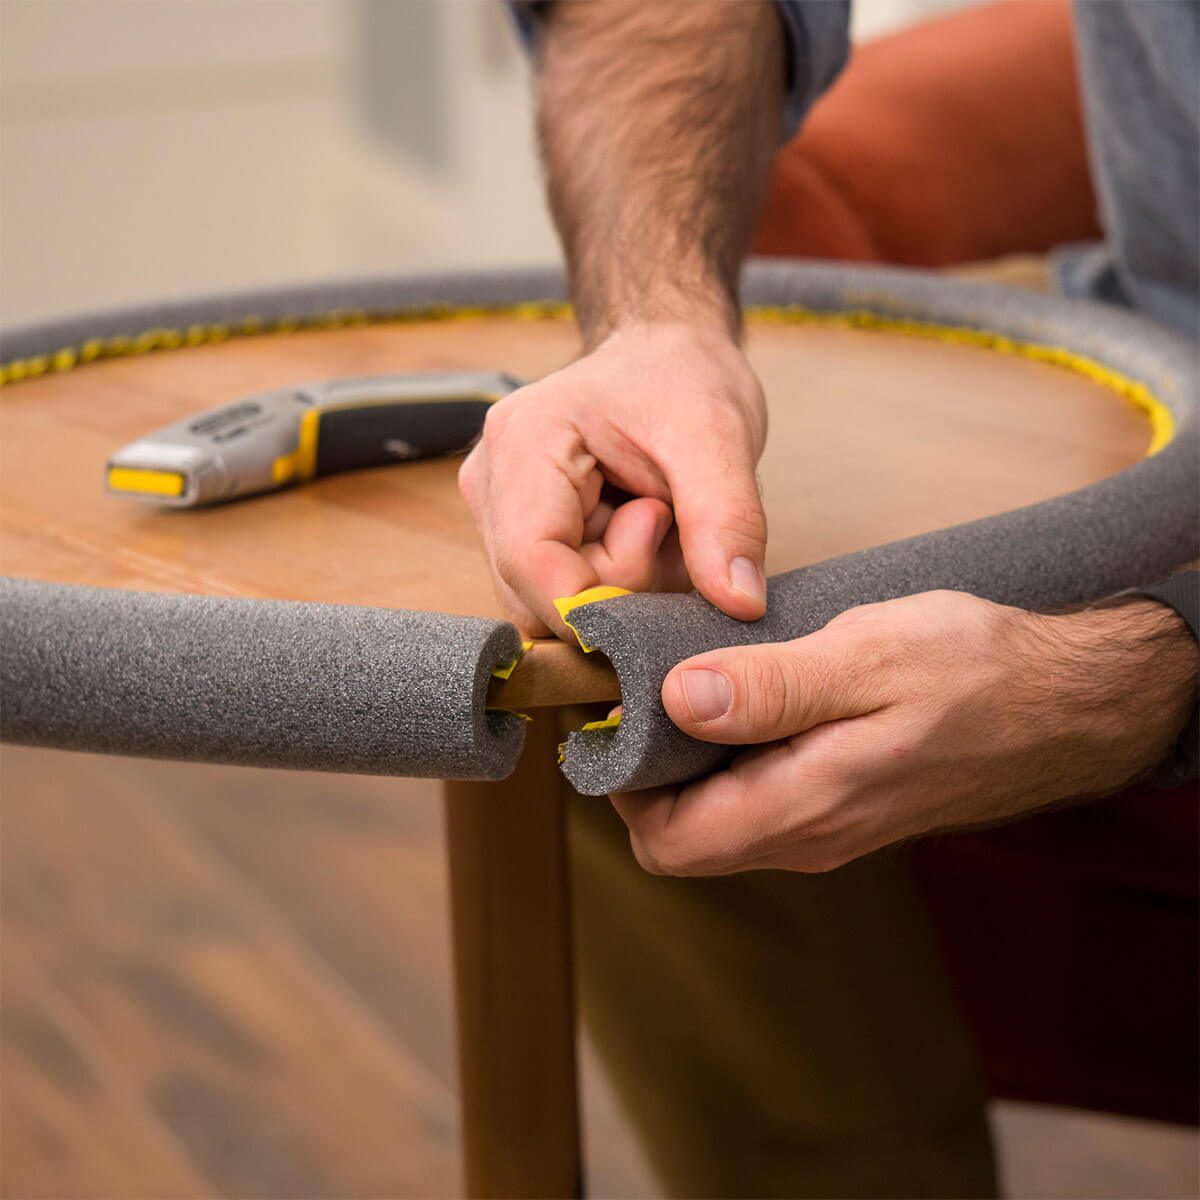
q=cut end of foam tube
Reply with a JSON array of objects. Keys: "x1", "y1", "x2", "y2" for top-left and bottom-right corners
[
  {"x1": 490, "y1": 639, "x2": 534, "y2": 680},
  {"x1": 553, "y1": 586, "x2": 631, "y2": 651},
  {"x1": 581, "y1": 713, "x2": 622, "y2": 734},
  {"x1": 487, "y1": 641, "x2": 535, "y2": 720},
  {"x1": 560, "y1": 711, "x2": 622, "y2": 770}
]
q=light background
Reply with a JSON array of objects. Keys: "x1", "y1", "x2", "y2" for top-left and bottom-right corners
[{"x1": 0, "y1": 0, "x2": 968, "y2": 325}]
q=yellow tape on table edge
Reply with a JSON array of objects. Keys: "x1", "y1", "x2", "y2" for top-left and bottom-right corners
[{"x1": 0, "y1": 302, "x2": 1173, "y2": 456}]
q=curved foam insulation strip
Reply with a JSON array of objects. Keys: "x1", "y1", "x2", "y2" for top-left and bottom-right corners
[{"x1": 1, "y1": 262, "x2": 1196, "y2": 788}]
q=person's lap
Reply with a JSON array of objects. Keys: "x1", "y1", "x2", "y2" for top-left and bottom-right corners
[{"x1": 569, "y1": 792, "x2": 997, "y2": 1198}]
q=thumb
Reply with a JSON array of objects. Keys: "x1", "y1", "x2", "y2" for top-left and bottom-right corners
[
  {"x1": 661, "y1": 631, "x2": 883, "y2": 744},
  {"x1": 665, "y1": 447, "x2": 768, "y2": 622}
]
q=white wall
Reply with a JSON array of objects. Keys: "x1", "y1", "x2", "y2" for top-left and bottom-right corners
[
  {"x1": 0, "y1": 0, "x2": 977, "y2": 326},
  {"x1": 0, "y1": 0, "x2": 554, "y2": 323}
]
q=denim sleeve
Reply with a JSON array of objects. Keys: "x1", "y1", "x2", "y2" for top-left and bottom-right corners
[
  {"x1": 775, "y1": 1, "x2": 852, "y2": 133},
  {"x1": 506, "y1": 1, "x2": 851, "y2": 136},
  {"x1": 506, "y1": 1, "x2": 544, "y2": 50}
]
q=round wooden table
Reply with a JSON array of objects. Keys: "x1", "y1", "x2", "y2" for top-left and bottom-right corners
[{"x1": 0, "y1": 285, "x2": 1151, "y2": 1197}]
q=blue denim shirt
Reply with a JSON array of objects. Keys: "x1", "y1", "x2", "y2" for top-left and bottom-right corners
[{"x1": 512, "y1": 1, "x2": 1199, "y2": 336}]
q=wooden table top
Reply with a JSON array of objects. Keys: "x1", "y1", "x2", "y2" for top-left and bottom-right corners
[{"x1": 0, "y1": 301, "x2": 1151, "y2": 704}]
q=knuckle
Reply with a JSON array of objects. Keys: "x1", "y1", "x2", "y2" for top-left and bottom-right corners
[
  {"x1": 491, "y1": 543, "x2": 523, "y2": 588},
  {"x1": 721, "y1": 493, "x2": 768, "y2": 543},
  {"x1": 794, "y1": 782, "x2": 853, "y2": 842},
  {"x1": 524, "y1": 538, "x2": 565, "y2": 583},
  {"x1": 912, "y1": 589, "x2": 974, "y2": 629},
  {"x1": 828, "y1": 611, "x2": 908, "y2": 675},
  {"x1": 481, "y1": 395, "x2": 517, "y2": 440},
  {"x1": 630, "y1": 834, "x2": 669, "y2": 876},
  {"x1": 635, "y1": 824, "x2": 701, "y2": 878},
  {"x1": 853, "y1": 633, "x2": 900, "y2": 676},
  {"x1": 827, "y1": 600, "x2": 889, "y2": 630},
  {"x1": 456, "y1": 454, "x2": 479, "y2": 500},
  {"x1": 743, "y1": 651, "x2": 801, "y2": 733},
  {"x1": 928, "y1": 587, "x2": 973, "y2": 608},
  {"x1": 655, "y1": 848, "x2": 698, "y2": 878}
]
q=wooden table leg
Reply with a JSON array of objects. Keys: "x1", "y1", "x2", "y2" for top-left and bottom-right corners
[{"x1": 443, "y1": 713, "x2": 583, "y2": 1199}]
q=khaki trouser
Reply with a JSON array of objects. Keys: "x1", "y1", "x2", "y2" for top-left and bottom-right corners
[{"x1": 568, "y1": 791, "x2": 998, "y2": 1198}]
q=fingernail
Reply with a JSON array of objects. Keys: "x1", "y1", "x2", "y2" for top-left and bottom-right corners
[
  {"x1": 681, "y1": 668, "x2": 732, "y2": 723},
  {"x1": 729, "y1": 556, "x2": 765, "y2": 604}
]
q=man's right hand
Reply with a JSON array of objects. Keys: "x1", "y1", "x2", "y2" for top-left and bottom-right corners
[{"x1": 458, "y1": 321, "x2": 769, "y2": 639}]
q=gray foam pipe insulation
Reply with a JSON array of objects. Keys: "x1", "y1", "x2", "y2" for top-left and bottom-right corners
[
  {"x1": 0, "y1": 579, "x2": 527, "y2": 780},
  {"x1": 1, "y1": 262, "x2": 1197, "y2": 790}
]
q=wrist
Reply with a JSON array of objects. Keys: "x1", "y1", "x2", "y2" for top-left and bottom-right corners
[
  {"x1": 591, "y1": 317, "x2": 763, "y2": 411},
  {"x1": 574, "y1": 271, "x2": 740, "y2": 350},
  {"x1": 1028, "y1": 600, "x2": 1198, "y2": 791},
  {"x1": 592, "y1": 317, "x2": 741, "y2": 357}
]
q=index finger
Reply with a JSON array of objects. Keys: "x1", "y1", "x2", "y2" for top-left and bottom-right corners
[{"x1": 483, "y1": 439, "x2": 602, "y2": 638}]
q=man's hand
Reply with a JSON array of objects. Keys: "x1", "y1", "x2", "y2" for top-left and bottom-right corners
[
  {"x1": 460, "y1": 1, "x2": 786, "y2": 636},
  {"x1": 458, "y1": 322, "x2": 768, "y2": 637},
  {"x1": 612, "y1": 590, "x2": 1198, "y2": 875}
]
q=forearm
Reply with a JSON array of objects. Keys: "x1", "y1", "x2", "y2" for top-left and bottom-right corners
[
  {"x1": 536, "y1": 0, "x2": 785, "y2": 346},
  {"x1": 1031, "y1": 599, "x2": 1197, "y2": 795}
]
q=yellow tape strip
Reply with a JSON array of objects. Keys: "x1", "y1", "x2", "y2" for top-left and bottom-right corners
[
  {"x1": 558, "y1": 712, "x2": 622, "y2": 766},
  {"x1": 581, "y1": 713, "x2": 622, "y2": 733},
  {"x1": 0, "y1": 300, "x2": 1173, "y2": 455},
  {"x1": 553, "y1": 585, "x2": 632, "y2": 652},
  {"x1": 490, "y1": 639, "x2": 534, "y2": 681}
]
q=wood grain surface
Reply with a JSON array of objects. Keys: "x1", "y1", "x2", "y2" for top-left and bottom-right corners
[
  {"x1": 0, "y1": 743, "x2": 659, "y2": 1200},
  {"x1": 0, "y1": 749, "x2": 461, "y2": 1198},
  {"x1": 444, "y1": 716, "x2": 582, "y2": 1199}
]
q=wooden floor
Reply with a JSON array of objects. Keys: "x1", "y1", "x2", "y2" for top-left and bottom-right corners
[
  {"x1": 1, "y1": 745, "x2": 1196, "y2": 1199},
  {"x1": 0, "y1": 745, "x2": 654, "y2": 1200}
]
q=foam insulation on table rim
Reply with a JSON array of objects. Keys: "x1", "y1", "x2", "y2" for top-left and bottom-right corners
[{"x1": 1, "y1": 263, "x2": 1195, "y2": 789}]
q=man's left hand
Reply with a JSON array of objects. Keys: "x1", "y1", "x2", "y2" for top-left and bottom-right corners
[{"x1": 612, "y1": 590, "x2": 1197, "y2": 876}]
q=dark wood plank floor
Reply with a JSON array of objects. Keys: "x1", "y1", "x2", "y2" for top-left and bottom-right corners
[
  {"x1": 2, "y1": 745, "x2": 1194, "y2": 1199},
  {"x1": 0, "y1": 745, "x2": 652, "y2": 1200}
]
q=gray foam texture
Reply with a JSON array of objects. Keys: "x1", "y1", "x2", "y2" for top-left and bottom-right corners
[
  {"x1": 560, "y1": 262, "x2": 1200, "y2": 794},
  {"x1": 0, "y1": 578, "x2": 525, "y2": 780},
  {"x1": 2, "y1": 261, "x2": 1196, "y2": 789}
]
